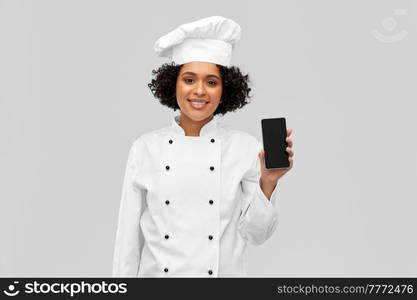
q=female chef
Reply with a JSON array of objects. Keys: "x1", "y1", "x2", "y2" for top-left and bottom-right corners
[{"x1": 112, "y1": 16, "x2": 294, "y2": 277}]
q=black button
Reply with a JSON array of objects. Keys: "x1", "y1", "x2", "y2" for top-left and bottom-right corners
[
  {"x1": 208, "y1": 270, "x2": 213, "y2": 275},
  {"x1": 164, "y1": 268, "x2": 168, "y2": 272},
  {"x1": 208, "y1": 235, "x2": 213, "y2": 240},
  {"x1": 165, "y1": 200, "x2": 170, "y2": 205},
  {"x1": 210, "y1": 138, "x2": 215, "y2": 143},
  {"x1": 165, "y1": 234, "x2": 169, "y2": 239},
  {"x1": 166, "y1": 165, "x2": 170, "y2": 170},
  {"x1": 209, "y1": 200, "x2": 214, "y2": 205},
  {"x1": 169, "y1": 139, "x2": 173, "y2": 144},
  {"x1": 210, "y1": 166, "x2": 214, "y2": 171}
]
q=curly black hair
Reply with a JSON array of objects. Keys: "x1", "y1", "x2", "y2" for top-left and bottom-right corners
[{"x1": 147, "y1": 62, "x2": 253, "y2": 116}]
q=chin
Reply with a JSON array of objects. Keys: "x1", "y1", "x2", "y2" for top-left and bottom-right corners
[{"x1": 182, "y1": 110, "x2": 213, "y2": 122}]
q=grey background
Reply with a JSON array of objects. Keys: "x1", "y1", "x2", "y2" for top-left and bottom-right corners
[{"x1": 1, "y1": 0, "x2": 416, "y2": 277}]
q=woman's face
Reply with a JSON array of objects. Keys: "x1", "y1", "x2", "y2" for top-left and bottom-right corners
[{"x1": 176, "y1": 61, "x2": 223, "y2": 122}]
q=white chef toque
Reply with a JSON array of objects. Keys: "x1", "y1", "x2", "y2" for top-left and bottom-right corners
[{"x1": 153, "y1": 16, "x2": 242, "y2": 67}]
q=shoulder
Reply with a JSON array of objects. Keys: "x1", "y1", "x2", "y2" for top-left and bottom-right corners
[
  {"x1": 221, "y1": 125, "x2": 263, "y2": 153},
  {"x1": 125, "y1": 128, "x2": 166, "y2": 168},
  {"x1": 130, "y1": 127, "x2": 168, "y2": 150},
  {"x1": 129, "y1": 124, "x2": 263, "y2": 153}
]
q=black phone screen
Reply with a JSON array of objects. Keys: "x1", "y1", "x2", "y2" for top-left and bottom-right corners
[{"x1": 261, "y1": 117, "x2": 289, "y2": 169}]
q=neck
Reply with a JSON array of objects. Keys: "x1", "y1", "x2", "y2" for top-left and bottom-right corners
[{"x1": 179, "y1": 112, "x2": 214, "y2": 136}]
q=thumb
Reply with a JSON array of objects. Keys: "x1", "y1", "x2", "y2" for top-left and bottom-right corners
[{"x1": 258, "y1": 151, "x2": 266, "y2": 172}]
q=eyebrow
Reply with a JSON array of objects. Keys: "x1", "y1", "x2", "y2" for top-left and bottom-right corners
[{"x1": 181, "y1": 71, "x2": 221, "y2": 80}]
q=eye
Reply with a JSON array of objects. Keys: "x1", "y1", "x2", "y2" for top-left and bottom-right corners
[
  {"x1": 184, "y1": 78, "x2": 194, "y2": 84},
  {"x1": 208, "y1": 80, "x2": 217, "y2": 86}
]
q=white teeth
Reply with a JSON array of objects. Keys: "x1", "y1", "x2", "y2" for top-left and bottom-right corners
[{"x1": 189, "y1": 100, "x2": 207, "y2": 108}]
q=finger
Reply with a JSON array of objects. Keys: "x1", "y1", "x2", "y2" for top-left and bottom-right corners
[
  {"x1": 287, "y1": 128, "x2": 292, "y2": 137},
  {"x1": 285, "y1": 137, "x2": 293, "y2": 147},
  {"x1": 286, "y1": 147, "x2": 294, "y2": 157}
]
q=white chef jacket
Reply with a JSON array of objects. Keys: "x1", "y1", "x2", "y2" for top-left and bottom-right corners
[{"x1": 112, "y1": 114, "x2": 279, "y2": 277}]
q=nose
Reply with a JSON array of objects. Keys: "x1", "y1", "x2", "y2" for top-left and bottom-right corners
[{"x1": 194, "y1": 80, "x2": 206, "y2": 97}]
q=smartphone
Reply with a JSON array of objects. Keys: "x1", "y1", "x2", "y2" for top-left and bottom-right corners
[{"x1": 261, "y1": 117, "x2": 290, "y2": 169}]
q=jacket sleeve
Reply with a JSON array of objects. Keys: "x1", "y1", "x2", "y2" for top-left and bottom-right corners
[
  {"x1": 112, "y1": 140, "x2": 146, "y2": 277},
  {"x1": 238, "y1": 139, "x2": 279, "y2": 245}
]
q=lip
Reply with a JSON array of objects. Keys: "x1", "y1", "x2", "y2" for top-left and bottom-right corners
[
  {"x1": 187, "y1": 99, "x2": 209, "y2": 110},
  {"x1": 188, "y1": 99, "x2": 210, "y2": 104}
]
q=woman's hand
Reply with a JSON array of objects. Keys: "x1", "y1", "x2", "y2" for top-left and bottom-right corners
[{"x1": 259, "y1": 128, "x2": 294, "y2": 185}]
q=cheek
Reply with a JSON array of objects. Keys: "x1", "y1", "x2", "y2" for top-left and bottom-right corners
[
  {"x1": 176, "y1": 82, "x2": 188, "y2": 98},
  {"x1": 214, "y1": 86, "x2": 223, "y2": 101}
]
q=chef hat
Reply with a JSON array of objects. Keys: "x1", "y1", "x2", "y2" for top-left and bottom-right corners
[{"x1": 153, "y1": 16, "x2": 242, "y2": 67}]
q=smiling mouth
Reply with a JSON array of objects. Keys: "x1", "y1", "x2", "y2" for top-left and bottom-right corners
[
  {"x1": 188, "y1": 99, "x2": 209, "y2": 104},
  {"x1": 187, "y1": 99, "x2": 210, "y2": 109}
]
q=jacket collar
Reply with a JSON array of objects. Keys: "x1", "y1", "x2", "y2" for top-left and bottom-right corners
[{"x1": 171, "y1": 114, "x2": 220, "y2": 137}]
